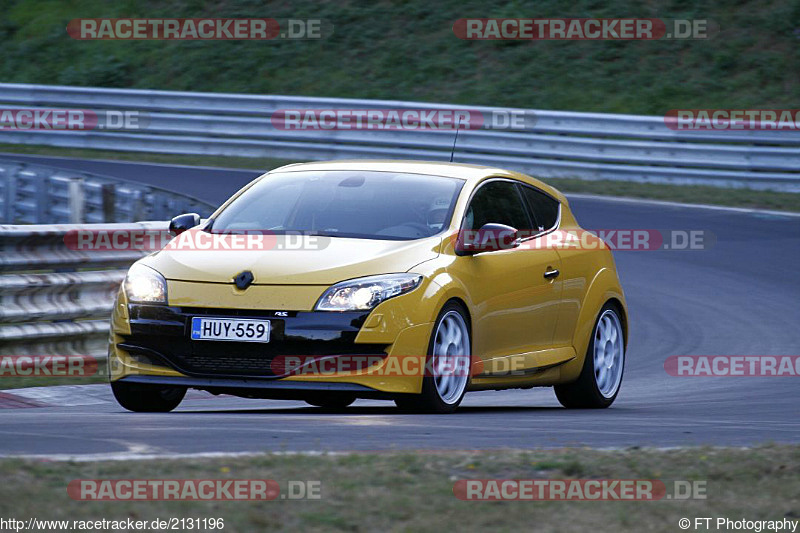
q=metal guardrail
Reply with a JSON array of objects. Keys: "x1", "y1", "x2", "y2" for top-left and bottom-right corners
[
  {"x1": 1, "y1": 83, "x2": 799, "y2": 191},
  {"x1": 0, "y1": 160, "x2": 215, "y2": 224},
  {"x1": 0, "y1": 222, "x2": 165, "y2": 357}
]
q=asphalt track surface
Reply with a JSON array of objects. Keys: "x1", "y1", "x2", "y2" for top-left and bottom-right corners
[{"x1": 1, "y1": 155, "x2": 799, "y2": 458}]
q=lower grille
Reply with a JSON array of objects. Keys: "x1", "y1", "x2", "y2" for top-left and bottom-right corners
[{"x1": 167, "y1": 345, "x2": 386, "y2": 376}]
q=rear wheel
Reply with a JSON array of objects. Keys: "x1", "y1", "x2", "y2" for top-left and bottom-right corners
[
  {"x1": 305, "y1": 395, "x2": 356, "y2": 409},
  {"x1": 555, "y1": 303, "x2": 625, "y2": 408},
  {"x1": 111, "y1": 381, "x2": 186, "y2": 412},
  {"x1": 395, "y1": 302, "x2": 471, "y2": 414}
]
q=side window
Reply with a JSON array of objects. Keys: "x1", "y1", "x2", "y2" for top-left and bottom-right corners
[
  {"x1": 520, "y1": 185, "x2": 560, "y2": 232},
  {"x1": 463, "y1": 181, "x2": 531, "y2": 231}
]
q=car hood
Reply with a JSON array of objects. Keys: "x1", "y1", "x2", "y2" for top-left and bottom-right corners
[{"x1": 142, "y1": 234, "x2": 442, "y2": 285}]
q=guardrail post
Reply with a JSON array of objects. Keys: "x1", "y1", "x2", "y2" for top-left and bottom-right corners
[
  {"x1": 68, "y1": 177, "x2": 85, "y2": 224},
  {"x1": 35, "y1": 171, "x2": 49, "y2": 223},
  {"x1": 101, "y1": 183, "x2": 116, "y2": 222},
  {"x1": 131, "y1": 190, "x2": 145, "y2": 221},
  {"x1": 155, "y1": 193, "x2": 169, "y2": 220},
  {"x1": 3, "y1": 165, "x2": 17, "y2": 223}
]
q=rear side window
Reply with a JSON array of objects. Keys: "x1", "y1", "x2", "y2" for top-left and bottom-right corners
[
  {"x1": 520, "y1": 185, "x2": 560, "y2": 231},
  {"x1": 463, "y1": 180, "x2": 531, "y2": 231}
]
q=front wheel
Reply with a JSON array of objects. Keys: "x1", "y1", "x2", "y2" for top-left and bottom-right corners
[
  {"x1": 395, "y1": 302, "x2": 471, "y2": 414},
  {"x1": 111, "y1": 381, "x2": 186, "y2": 412},
  {"x1": 555, "y1": 303, "x2": 625, "y2": 408}
]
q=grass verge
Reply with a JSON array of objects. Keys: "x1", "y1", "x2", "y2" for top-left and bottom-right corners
[
  {"x1": 0, "y1": 445, "x2": 797, "y2": 532},
  {"x1": 0, "y1": 359, "x2": 108, "y2": 390},
  {"x1": 0, "y1": 144, "x2": 295, "y2": 173},
  {"x1": 2, "y1": 0, "x2": 798, "y2": 115},
  {"x1": 2, "y1": 144, "x2": 799, "y2": 213}
]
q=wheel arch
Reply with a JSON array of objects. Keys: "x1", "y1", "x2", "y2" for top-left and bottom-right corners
[
  {"x1": 559, "y1": 267, "x2": 628, "y2": 383},
  {"x1": 423, "y1": 272, "x2": 473, "y2": 324},
  {"x1": 439, "y1": 296, "x2": 472, "y2": 333},
  {"x1": 604, "y1": 296, "x2": 628, "y2": 349}
]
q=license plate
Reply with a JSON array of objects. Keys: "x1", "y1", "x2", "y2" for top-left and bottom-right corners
[{"x1": 190, "y1": 317, "x2": 271, "y2": 343}]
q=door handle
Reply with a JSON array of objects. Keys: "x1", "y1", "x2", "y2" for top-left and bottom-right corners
[{"x1": 543, "y1": 268, "x2": 560, "y2": 280}]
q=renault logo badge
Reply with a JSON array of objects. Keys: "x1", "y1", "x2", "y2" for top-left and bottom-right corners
[{"x1": 233, "y1": 271, "x2": 254, "y2": 290}]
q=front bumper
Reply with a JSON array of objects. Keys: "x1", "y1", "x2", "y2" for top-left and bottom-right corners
[{"x1": 109, "y1": 293, "x2": 432, "y2": 395}]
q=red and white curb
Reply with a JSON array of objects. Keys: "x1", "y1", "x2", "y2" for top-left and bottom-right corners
[
  {"x1": 0, "y1": 391, "x2": 49, "y2": 409},
  {"x1": 0, "y1": 384, "x2": 212, "y2": 409}
]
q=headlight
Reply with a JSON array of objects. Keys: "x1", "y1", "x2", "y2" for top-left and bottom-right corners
[
  {"x1": 315, "y1": 274, "x2": 423, "y2": 312},
  {"x1": 124, "y1": 263, "x2": 167, "y2": 304}
]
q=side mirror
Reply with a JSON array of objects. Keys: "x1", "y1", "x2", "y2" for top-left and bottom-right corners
[
  {"x1": 169, "y1": 213, "x2": 201, "y2": 236},
  {"x1": 456, "y1": 223, "x2": 520, "y2": 256}
]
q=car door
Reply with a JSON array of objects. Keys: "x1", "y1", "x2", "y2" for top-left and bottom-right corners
[
  {"x1": 449, "y1": 179, "x2": 563, "y2": 366},
  {"x1": 517, "y1": 183, "x2": 576, "y2": 348}
]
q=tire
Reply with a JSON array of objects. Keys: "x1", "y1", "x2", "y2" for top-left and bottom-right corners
[
  {"x1": 111, "y1": 381, "x2": 186, "y2": 412},
  {"x1": 555, "y1": 303, "x2": 625, "y2": 408},
  {"x1": 305, "y1": 395, "x2": 356, "y2": 409},
  {"x1": 394, "y1": 301, "x2": 471, "y2": 414}
]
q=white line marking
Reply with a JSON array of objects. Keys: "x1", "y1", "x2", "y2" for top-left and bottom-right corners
[
  {"x1": 1, "y1": 445, "x2": 766, "y2": 462},
  {"x1": 6, "y1": 450, "x2": 340, "y2": 462}
]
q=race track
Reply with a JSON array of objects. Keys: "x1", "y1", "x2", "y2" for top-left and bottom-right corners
[{"x1": 1, "y1": 155, "x2": 799, "y2": 458}]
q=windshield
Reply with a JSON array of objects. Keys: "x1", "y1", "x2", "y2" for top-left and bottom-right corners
[{"x1": 211, "y1": 170, "x2": 464, "y2": 240}]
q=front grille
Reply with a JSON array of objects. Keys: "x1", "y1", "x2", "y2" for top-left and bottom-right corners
[
  {"x1": 121, "y1": 304, "x2": 387, "y2": 378},
  {"x1": 181, "y1": 353, "x2": 273, "y2": 374}
]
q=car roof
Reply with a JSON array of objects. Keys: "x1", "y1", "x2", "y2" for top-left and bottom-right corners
[{"x1": 269, "y1": 160, "x2": 566, "y2": 202}]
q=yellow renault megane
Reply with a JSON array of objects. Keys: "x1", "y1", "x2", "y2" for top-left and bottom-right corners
[{"x1": 109, "y1": 160, "x2": 627, "y2": 413}]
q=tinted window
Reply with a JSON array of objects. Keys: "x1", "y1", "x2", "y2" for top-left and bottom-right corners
[
  {"x1": 211, "y1": 171, "x2": 463, "y2": 240},
  {"x1": 521, "y1": 185, "x2": 560, "y2": 231},
  {"x1": 463, "y1": 181, "x2": 531, "y2": 231}
]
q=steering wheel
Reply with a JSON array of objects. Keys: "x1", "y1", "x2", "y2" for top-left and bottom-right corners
[{"x1": 396, "y1": 222, "x2": 431, "y2": 236}]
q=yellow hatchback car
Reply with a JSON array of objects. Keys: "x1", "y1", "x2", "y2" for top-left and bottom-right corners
[{"x1": 109, "y1": 160, "x2": 627, "y2": 413}]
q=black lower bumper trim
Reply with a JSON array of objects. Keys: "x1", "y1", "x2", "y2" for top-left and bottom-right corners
[
  {"x1": 117, "y1": 374, "x2": 395, "y2": 400},
  {"x1": 120, "y1": 374, "x2": 374, "y2": 391}
]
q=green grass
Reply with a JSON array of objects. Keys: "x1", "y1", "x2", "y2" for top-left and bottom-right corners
[
  {"x1": 0, "y1": 359, "x2": 108, "y2": 390},
  {"x1": 0, "y1": 446, "x2": 798, "y2": 532},
  {"x1": 1, "y1": 0, "x2": 798, "y2": 114},
  {"x1": 0, "y1": 143, "x2": 296, "y2": 172},
  {"x1": 3, "y1": 144, "x2": 799, "y2": 212}
]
